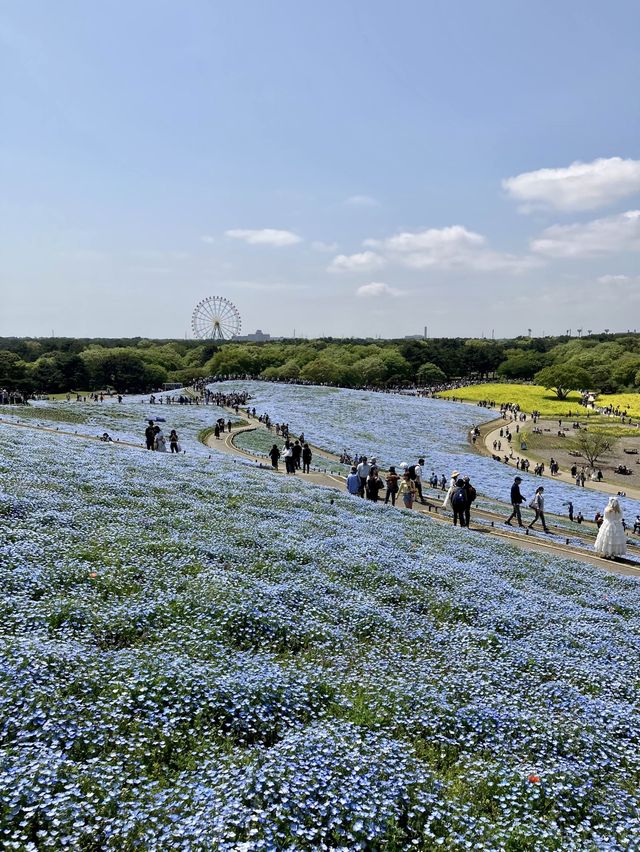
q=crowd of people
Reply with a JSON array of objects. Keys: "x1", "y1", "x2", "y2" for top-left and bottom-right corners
[
  {"x1": 268, "y1": 440, "x2": 313, "y2": 474},
  {"x1": 0, "y1": 389, "x2": 28, "y2": 404}
]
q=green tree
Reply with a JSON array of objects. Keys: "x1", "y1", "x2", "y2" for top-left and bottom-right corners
[
  {"x1": 29, "y1": 357, "x2": 67, "y2": 392},
  {"x1": 571, "y1": 429, "x2": 617, "y2": 469},
  {"x1": 0, "y1": 351, "x2": 26, "y2": 387},
  {"x1": 534, "y1": 365, "x2": 592, "y2": 399},
  {"x1": 612, "y1": 354, "x2": 640, "y2": 389},
  {"x1": 380, "y1": 349, "x2": 411, "y2": 383},
  {"x1": 463, "y1": 340, "x2": 505, "y2": 377},
  {"x1": 354, "y1": 355, "x2": 388, "y2": 386},
  {"x1": 497, "y1": 350, "x2": 546, "y2": 380},
  {"x1": 416, "y1": 362, "x2": 447, "y2": 385},
  {"x1": 299, "y1": 357, "x2": 343, "y2": 385},
  {"x1": 206, "y1": 345, "x2": 256, "y2": 376}
]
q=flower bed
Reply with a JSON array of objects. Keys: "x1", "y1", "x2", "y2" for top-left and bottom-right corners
[
  {"x1": 213, "y1": 381, "x2": 640, "y2": 521},
  {"x1": 1, "y1": 423, "x2": 640, "y2": 848}
]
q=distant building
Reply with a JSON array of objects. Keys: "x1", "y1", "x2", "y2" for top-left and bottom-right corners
[{"x1": 232, "y1": 329, "x2": 271, "y2": 342}]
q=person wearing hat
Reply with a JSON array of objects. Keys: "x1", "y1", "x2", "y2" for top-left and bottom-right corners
[
  {"x1": 506, "y1": 475, "x2": 525, "y2": 527},
  {"x1": 442, "y1": 470, "x2": 461, "y2": 512}
]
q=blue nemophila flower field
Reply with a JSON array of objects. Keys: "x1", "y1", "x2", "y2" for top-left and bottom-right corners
[
  {"x1": 1, "y1": 417, "x2": 640, "y2": 850},
  {"x1": 215, "y1": 380, "x2": 640, "y2": 520}
]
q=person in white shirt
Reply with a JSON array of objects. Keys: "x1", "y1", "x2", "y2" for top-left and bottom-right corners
[{"x1": 356, "y1": 457, "x2": 371, "y2": 496}]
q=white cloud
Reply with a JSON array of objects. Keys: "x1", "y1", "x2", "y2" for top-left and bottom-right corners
[
  {"x1": 503, "y1": 157, "x2": 640, "y2": 212},
  {"x1": 344, "y1": 194, "x2": 380, "y2": 207},
  {"x1": 311, "y1": 240, "x2": 339, "y2": 252},
  {"x1": 365, "y1": 225, "x2": 538, "y2": 272},
  {"x1": 597, "y1": 274, "x2": 640, "y2": 297},
  {"x1": 356, "y1": 281, "x2": 405, "y2": 298},
  {"x1": 517, "y1": 274, "x2": 640, "y2": 310},
  {"x1": 226, "y1": 280, "x2": 309, "y2": 292},
  {"x1": 531, "y1": 210, "x2": 640, "y2": 257},
  {"x1": 328, "y1": 250, "x2": 386, "y2": 273},
  {"x1": 597, "y1": 274, "x2": 635, "y2": 284},
  {"x1": 225, "y1": 228, "x2": 302, "y2": 247}
]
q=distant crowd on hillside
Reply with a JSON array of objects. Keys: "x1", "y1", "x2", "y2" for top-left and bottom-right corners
[{"x1": 0, "y1": 389, "x2": 27, "y2": 405}]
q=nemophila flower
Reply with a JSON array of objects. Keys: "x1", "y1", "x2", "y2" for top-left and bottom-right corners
[
  {"x1": 1, "y1": 404, "x2": 640, "y2": 847},
  {"x1": 216, "y1": 379, "x2": 640, "y2": 519}
]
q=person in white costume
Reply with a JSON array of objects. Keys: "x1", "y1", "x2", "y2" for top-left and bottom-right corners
[{"x1": 594, "y1": 497, "x2": 627, "y2": 559}]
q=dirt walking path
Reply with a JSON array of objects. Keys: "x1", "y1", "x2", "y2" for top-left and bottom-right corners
[{"x1": 476, "y1": 417, "x2": 640, "y2": 502}]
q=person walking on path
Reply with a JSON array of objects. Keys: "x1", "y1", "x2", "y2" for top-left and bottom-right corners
[
  {"x1": 594, "y1": 497, "x2": 627, "y2": 559},
  {"x1": 506, "y1": 476, "x2": 525, "y2": 527},
  {"x1": 357, "y1": 457, "x2": 371, "y2": 497},
  {"x1": 292, "y1": 440, "x2": 302, "y2": 471},
  {"x1": 269, "y1": 444, "x2": 280, "y2": 470},
  {"x1": 346, "y1": 466, "x2": 361, "y2": 496},
  {"x1": 384, "y1": 466, "x2": 399, "y2": 506},
  {"x1": 145, "y1": 420, "x2": 155, "y2": 450},
  {"x1": 169, "y1": 429, "x2": 179, "y2": 453},
  {"x1": 214, "y1": 423, "x2": 220, "y2": 440},
  {"x1": 302, "y1": 442, "x2": 312, "y2": 474},
  {"x1": 365, "y1": 469, "x2": 384, "y2": 501},
  {"x1": 451, "y1": 478, "x2": 468, "y2": 527},
  {"x1": 442, "y1": 470, "x2": 460, "y2": 513},
  {"x1": 528, "y1": 486, "x2": 549, "y2": 533},
  {"x1": 414, "y1": 458, "x2": 427, "y2": 504},
  {"x1": 398, "y1": 471, "x2": 416, "y2": 509},
  {"x1": 283, "y1": 443, "x2": 295, "y2": 474},
  {"x1": 463, "y1": 476, "x2": 477, "y2": 528}
]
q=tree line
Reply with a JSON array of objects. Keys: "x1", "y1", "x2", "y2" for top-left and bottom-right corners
[{"x1": 0, "y1": 333, "x2": 639, "y2": 395}]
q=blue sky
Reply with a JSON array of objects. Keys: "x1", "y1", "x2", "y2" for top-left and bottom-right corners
[{"x1": 1, "y1": 1, "x2": 639, "y2": 339}]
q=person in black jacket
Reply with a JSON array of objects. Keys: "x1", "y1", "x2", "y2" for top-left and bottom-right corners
[
  {"x1": 145, "y1": 420, "x2": 155, "y2": 450},
  {"x1": 292, "y1": 440, "x2": 302, "y2": 470},
  {"x1": 269, "y1": 444, "x2": 281, "y2": 470},
  {"x1": 302, "y1": 443, "x2": 312, "y2": 473},
  {"x1": 505, "y1": 476, "x2": 525, "y2": 527}
]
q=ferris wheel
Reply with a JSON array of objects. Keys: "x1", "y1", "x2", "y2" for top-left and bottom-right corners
[{"x1": 191, "y1": 296, "x2": 242, "y2": 341}]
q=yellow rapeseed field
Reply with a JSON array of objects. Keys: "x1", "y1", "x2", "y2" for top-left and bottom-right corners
[
  {"x1": 598, "y1": 393, "x2": 640, "y2": 418},
  {"x1": 440, "y1": 383, "x2": 593, "y2": 418}
]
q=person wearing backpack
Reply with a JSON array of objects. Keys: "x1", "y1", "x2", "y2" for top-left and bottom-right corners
[
  {"x1": 463, "y1": 476, "x2": 477, "y2": 527},
  {"x1": 451, "y1": 478, "x2": 468, "y2": 527}
]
